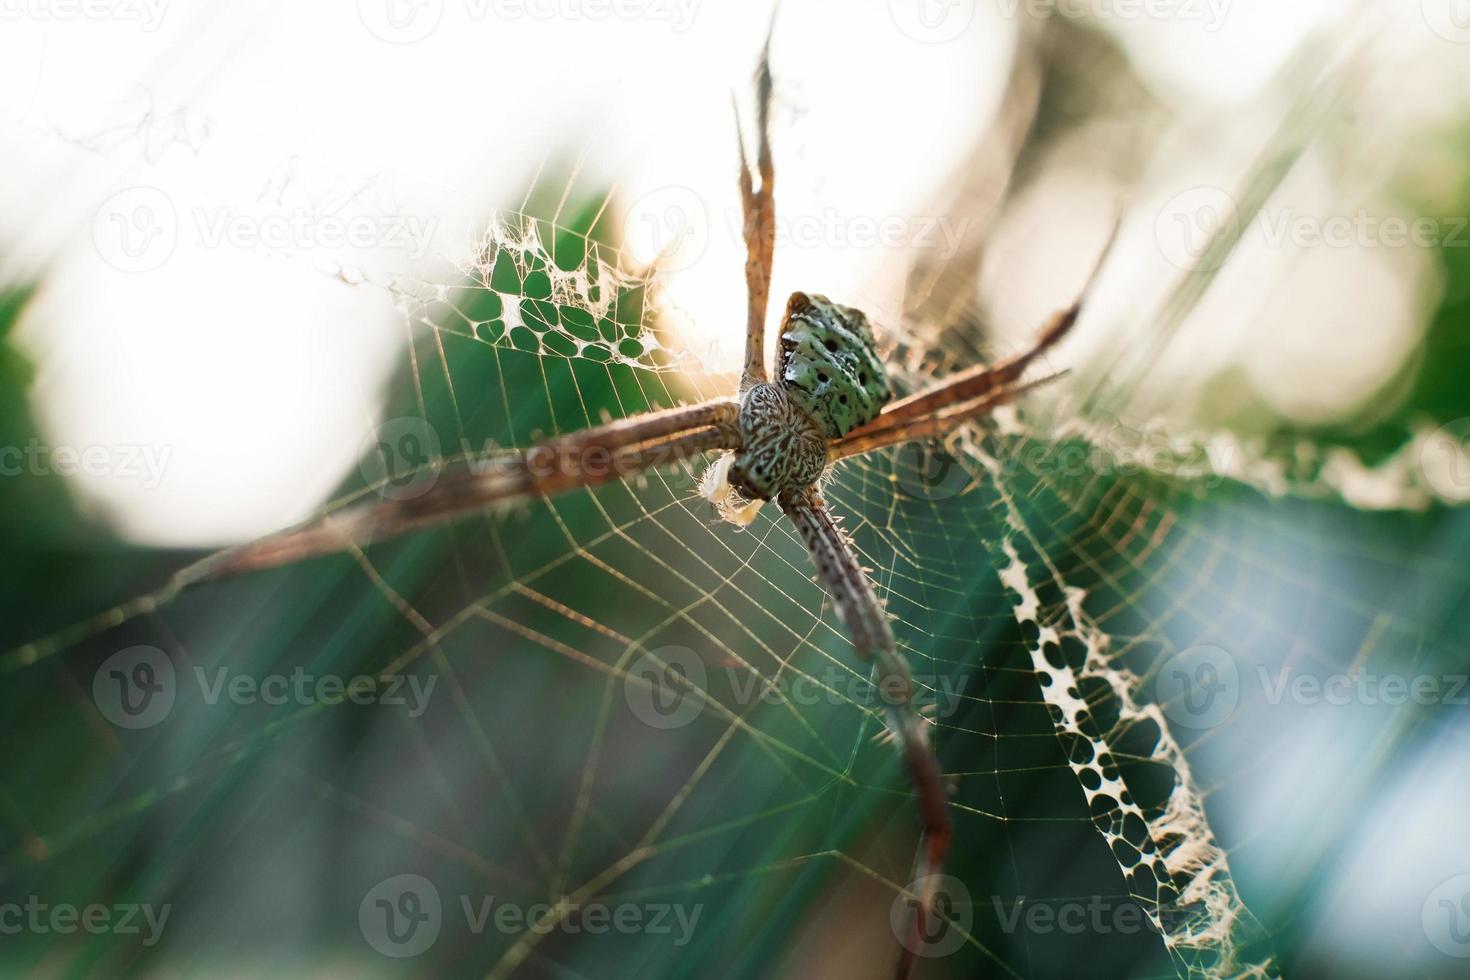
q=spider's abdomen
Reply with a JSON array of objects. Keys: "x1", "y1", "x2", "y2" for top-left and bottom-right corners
[{"x1": 778, "y1": 292, "x2": 891, "y2": 439}]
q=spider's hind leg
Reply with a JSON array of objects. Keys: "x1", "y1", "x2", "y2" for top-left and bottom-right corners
[{"x1": 776, "y1": 485, "x2": 952, "y2": 980}]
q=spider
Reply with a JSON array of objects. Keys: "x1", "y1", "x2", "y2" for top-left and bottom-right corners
[{"x1": 177, "y1": 36, "x2": 1112, "y2": 980}]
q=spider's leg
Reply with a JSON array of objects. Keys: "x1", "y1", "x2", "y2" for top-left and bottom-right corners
[
  {"x1": 875, "y1": 301, "x2": 1079, "y2": 433},
  {"x1": 777, "y1": 485, "x2": 951, "y2": 980},
  {"x1": 846, "y1": 213, "x2": 1119, "y2": 446},
  {"x1": 735, "y1": 32, "x2": 776, "y2": 391},
  {"x1": 194, "y1": 400, "x2": 740, "y2": 581},
  {"x1": 829, "y1": 370, "x2": 1070, "y2": 463}
]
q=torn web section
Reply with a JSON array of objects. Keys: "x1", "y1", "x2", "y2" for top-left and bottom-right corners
[
  {"x1": 959, "y1": 412, "x2": 1463, "y2": 977},
  {"x1": 403, "y1": 209, "x2": 726, "y2": 389},
  {"x1": 963, "y1": 420, "x2": 1277, "y2": 979}
]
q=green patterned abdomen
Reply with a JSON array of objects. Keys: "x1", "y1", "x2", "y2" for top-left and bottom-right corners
[{"x1": 778, "y1": 292, "x2": 891, "y2": 438}]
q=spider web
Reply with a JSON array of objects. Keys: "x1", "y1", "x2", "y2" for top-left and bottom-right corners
[{"x1": 3, "y1": 165, "x2": 1467, "y2": 980}]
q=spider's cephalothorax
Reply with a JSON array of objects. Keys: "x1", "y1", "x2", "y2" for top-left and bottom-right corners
[
  {"x1": 727, "y1": 381, "x2": 828, "y2": 501},
  {"x1": 728, "y1": 292, "x2": 892, "y2": 501}
]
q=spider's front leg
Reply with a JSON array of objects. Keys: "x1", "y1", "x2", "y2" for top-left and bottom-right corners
[
  {"x1": 779, "y1": 485, "x2": 951, "y2": 980},
  {"x1": 192, "y1": 400, "x2": 740, "y2": 582},
  {"x1": 735, "y1": 33, "x2": 776, "y2": 391}
]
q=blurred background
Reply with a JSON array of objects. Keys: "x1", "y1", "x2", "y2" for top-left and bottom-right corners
[{"x1": 3, "y1": 0, "x2": 1470, "y2": 977}]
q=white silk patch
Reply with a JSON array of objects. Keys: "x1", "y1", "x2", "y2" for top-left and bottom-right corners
[{"x1": 699, "y1": 452, "x2": 765, "y2": 527}]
